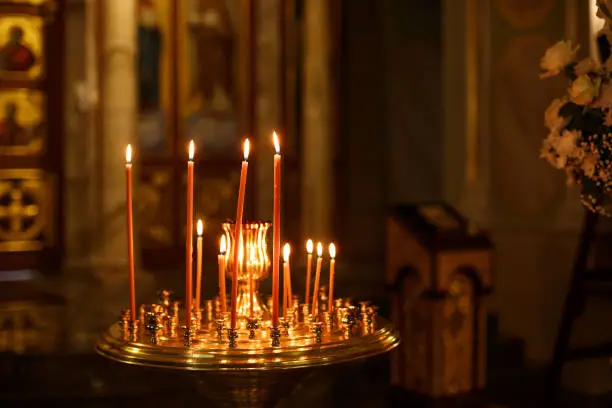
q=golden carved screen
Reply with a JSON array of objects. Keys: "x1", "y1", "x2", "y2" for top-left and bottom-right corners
[
  {"x1": 137, "y1": 0, "x2": 302, "y2": 268},
  {"x1": 137, "y1": 0, "x2": 257, "y2": 268},
  {"x1": 0, "y1": 0, "x2": 63, "y2": 272}
]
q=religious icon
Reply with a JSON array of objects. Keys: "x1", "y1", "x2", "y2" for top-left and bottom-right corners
[
  {"x1": 183, "y1": 0, "x2": 239, "y2": 154},
  {"x1": 0, "y1": 25, "x2": 36, "y2": 72},
  {"x1": 0, "y1": 102, "x2": 28, "y2": 146},
  {"x1": 0, "y1": 90, "x2": 44, "y2": 155}
]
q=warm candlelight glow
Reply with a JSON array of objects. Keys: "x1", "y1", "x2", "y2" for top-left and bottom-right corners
[
  {"x1": 243, "y1": 138, "x2": 250, "y2": 161},
  {"x1": 329, "y1": 243, "x2": 336, "y2": 258},
  {"x1": 197, "y1": 219, "x2": 204, "y2": 236},
  {"x1": 328, "y1": 243, "x2": 337, "y2": 313},
  {"x1": 220, "y1": 235, "x2": 227, "y2": 254},
  {"x1": 125, "y1": 144, "x2": 135, "y2": 321},
  {"x1": 188, "y1": 140, "x2": 195, "y2": 161},
  {"x1": 125, "y1": 144, "x2": 132, "y2": 164},
  {"x1": 273, "y1": 131, "x2": 280, "y2": 154},
  {"x1": 312, "y1": 242, "x2": 324, "y2": 315},
  {"x1": 305, "y1": 239, "x2": 314, "y2": 307},
  {"x1": 283, "y1": 243, "x2": 291, "y2": 262}
]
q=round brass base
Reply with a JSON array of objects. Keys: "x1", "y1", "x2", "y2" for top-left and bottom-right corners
[
  {"x1": 96, "y1": 318, "x2": 399, "y2": 407},
  {"x1": 96, "y1": 318, "x2": 398, "y2": 371}
]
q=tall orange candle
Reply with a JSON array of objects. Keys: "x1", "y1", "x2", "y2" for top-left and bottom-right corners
[
  {"x1": 272, "y1": 132, "x2": 281, "y2": 326},
  {"x1": 185, "y1": 140, "x2": 195, "y2": 325},
  {"x1": 305, "y1": 239, "x2": 313, "y2": 307},
  {"x1": 195, "y1": 219, "x2": 204, "y2": 312},
  {"x1": 218, "y1": 236, "x2": 227, "y2": 314},
  {"x1": 125, "y1": 145, "x2": 136, "y2": 321},
  {"x1": 327, "y1": 243, "x2": 336, "y2": 313},
  {"x1": 231, "y1": 139, "x2": 250, "y2": 329},
  {"x1": 283, "y1": 243, "x2": 292, "y2": 316},
  {"x1": 311, "y1": 242, "x2": 323, "y2": 315}
]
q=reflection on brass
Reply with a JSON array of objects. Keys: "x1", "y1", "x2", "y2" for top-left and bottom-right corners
[
  {"x1": 0, "y1": 169, "x2": 47, "y2": 252},
  {"x1": 222, "y1": 222, "x2": 271, "y2": 317},
  {"x1": 0, "y1": 16, "x2": 44, "y2": 79},
  {"x1": 96, "y1": 292, "x2": 398, "y2": 370},
  {"x1": 0, "y1": 89, "x2": 45, "y2": 156}
]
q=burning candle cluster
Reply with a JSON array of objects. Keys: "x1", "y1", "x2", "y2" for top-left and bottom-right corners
[{"x1": 121, "y1": 133, "x2": 376, "y2": 349}]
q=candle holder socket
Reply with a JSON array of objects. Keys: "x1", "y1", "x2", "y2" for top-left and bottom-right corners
[
  {"x1": 270, "y1": 325, "x2": 281, "y2": 347},
  {"x1": 145, "y1": 311, "x2": 162, "y2": 345},
  {"x1": 227, "y1": 327, "x2": 238, "y2": 348},
  {"x1": 311, "y1": 321, "x2": 323, "y2": 343},
  {"x1": 216, "y1": 318, "x2": 226, "y2": 341},
  {"x1": 247, "y1": 317, "x2": 259, "y2": 340}
]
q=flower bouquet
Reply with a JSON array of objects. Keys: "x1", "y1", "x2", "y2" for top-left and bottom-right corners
[{"x1": 540, "y1": 0, "x2": 612, "y2": 214}]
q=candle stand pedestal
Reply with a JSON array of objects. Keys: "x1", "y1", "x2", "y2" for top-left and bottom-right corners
[{"x1": 96, "y1": 294, "x2": 399, "y2": 407}]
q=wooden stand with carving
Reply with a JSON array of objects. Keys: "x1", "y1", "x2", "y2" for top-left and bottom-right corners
[{"x1": 386, "y1": 203, "x2": 492, "y2": 406}]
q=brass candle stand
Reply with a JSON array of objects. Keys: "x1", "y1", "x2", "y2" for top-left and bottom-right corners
[{"x1": 96, "y1": 222, "x2": 399, "y2": 407}]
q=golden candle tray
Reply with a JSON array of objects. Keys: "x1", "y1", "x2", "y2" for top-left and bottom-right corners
[
  {"x1": 95, "y1": 293, "x2": 399, "y2": 407},
  {"x1": 96, "y1": 315, "x2": 398, "y2": 371}
]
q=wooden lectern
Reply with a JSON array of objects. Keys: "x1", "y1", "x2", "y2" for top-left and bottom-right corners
[{"x1": 386, "y1": 203, "x2": 492, "y2": 403}]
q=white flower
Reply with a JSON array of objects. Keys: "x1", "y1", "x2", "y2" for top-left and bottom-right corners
[
  {"x1": 556, "y1": 129, "x2": 580, "y2": 157},
  {"x1": 540, "y1": 41, "x2": 579, "y2": 78},
  {"x1": 540, "y1": 131, "x2": 565, "y2": 169},
  {"x1": 569, "y1": 75, "x2": 601, "y2": 105},
  {"x1": 544, "y1": 98, "x2": 569, "y2": 131},
  {"x1": 575, "y1": 57, "x2": 601, "y2": 76},
  {"x1": 582, "y1": 154, "x2": 598, "y2": 177}
]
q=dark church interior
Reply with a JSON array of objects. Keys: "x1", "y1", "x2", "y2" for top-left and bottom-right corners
[{"x1": 2, "y1": 0, "x2": 612, "y2": 407}]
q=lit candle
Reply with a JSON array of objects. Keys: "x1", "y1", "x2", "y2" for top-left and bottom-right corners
[
  {"x1": 195, "y1": 219, "x2": 204, "y2": 312},
  {"x1": 125, "y1": 145, "x2": 136, "y2": 321},
  {"x1": 231, "y1": 139, "x2": 250, "y2": 329},
  {"x1": 272, "y1": 132, "x2": 281, "y2": 326},
  {"x1": 327, "y1": 243, "x2": 336, "y2": 313},
  {"x1": 283, "y1": 243, "x2": 292, "y2": 317},
  {"x1": 218, "y1": 236, "x2": 227, "y2": 314},
  {"x1": 311, "y1": 242, "x2": 323, "y2": 315},
  {"x1": 305, "y1": 239, "x2": 313, "y2": 307},
  {"x1": 185, "y1": 140, "x2": 195, "y2": 325}
]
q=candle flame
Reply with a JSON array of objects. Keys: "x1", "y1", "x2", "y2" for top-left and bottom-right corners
[
  {"x1": 283, "y1": 243, "x2": 291, "y2": 262},
  {"x1": 329, "y1": 243, "x2": 336, "y2": 259},
  {"x1": 197, "y1": 219, "x2": 203, "y2": 236},
  {"x1": 125, "y1": 144, "x2": 132, "y2": 164},
  {"x1": 243, "y1": 138, "x2": 250, "y2": 160},
  {"x1": 188, "y1": 140, "x2": 195, "y2": 161},
  {"x1": 273, "y1": 131, "x2": 280, "y2": 154},
  {"x1": 220, "y1": 235, "x2": 227, "y2": 254},
  {"x1": 306, "y1": 239, "x2": 313, "y2": 254},
  {"x1": 316, "y1": 242, "x2": 323, "y2": 257}
]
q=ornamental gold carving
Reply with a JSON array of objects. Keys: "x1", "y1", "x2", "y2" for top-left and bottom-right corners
[{"x1": 0, "y1": 169, "x2": 47, "y2": 251}]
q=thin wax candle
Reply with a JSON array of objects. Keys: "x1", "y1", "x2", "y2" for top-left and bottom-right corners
[{"x1": 125, "y1": 145, "x2": 136, "y2": 321}]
